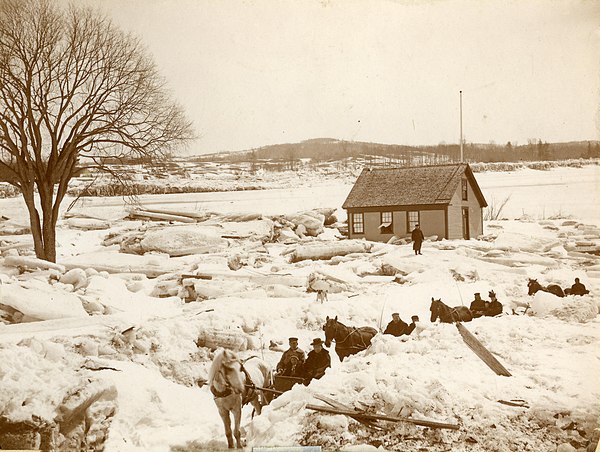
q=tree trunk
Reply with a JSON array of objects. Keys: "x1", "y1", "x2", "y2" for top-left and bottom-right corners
[
  {"x1": 20, "y1": 182, "x2": 60, "y2": 263},
  {"x1": 21, "y1": 185, "x2": 47, "y2": 261},
  {"x1": 40, "y1": 181, "x2": 59, "y2": 263}
]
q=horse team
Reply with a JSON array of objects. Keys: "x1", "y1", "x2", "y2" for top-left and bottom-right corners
[{"x1": 210, "y1": 276, "x2": 591, "y2": 448}]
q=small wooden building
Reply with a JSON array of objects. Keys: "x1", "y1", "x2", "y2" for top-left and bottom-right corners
[{"x1": 342, "y1": 163, "x2": 487, "y2": 242}]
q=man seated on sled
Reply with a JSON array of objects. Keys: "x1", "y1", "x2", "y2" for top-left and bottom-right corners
[
  {"x1": 384, "y1": 313, "x2": 408, "y2": 336},
  {"x1": 302, "y1": 338, "x2": 331, "y2": 385},
  {"x1": 470, "y1": 293, "x2": 487, "y2": 318},
  {"x1": 484, "y1": 291, "x2": 503, "y2": 317},
  {"x1": 565, "y1": 278, "x2": 589, "y2": 296},
  {"x1": 276, "y1": 337, "x2": 306, "y2": 377}
]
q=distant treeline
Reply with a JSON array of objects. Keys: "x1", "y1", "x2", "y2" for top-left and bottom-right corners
[{"x1": 195, "y1": 138, "x2": 600, "y2": 165}]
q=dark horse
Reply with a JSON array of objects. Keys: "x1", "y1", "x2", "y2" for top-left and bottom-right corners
[
  {"x1": 323, "y1": 316, "x2": 378, "y2": 362},
  {"x1": 430, "y1": 298, "x2": 473, "y2": 323},
  {"x1": 527, "y1": 279, "x2": 565, "y2": 298}
]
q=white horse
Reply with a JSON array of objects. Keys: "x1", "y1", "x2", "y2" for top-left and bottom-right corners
[{"x1": 208, "y1": 349, "x2": 273, "y2": 449}]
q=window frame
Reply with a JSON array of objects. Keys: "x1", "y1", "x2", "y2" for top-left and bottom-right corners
[
  {"x1": 462, "y1": 179, "x2": 468, "y2": 201},
  {"x1": 380, "y1": 211, "x2": 393, "y2": 234},
  {"x1": 407, "y1": 211, "x2": 420, "y2": 231},
  {"x1": 352, "y1": 212, "x2": 364, "y2": 234}
]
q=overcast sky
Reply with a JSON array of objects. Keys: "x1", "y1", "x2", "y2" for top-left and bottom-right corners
[{"x1": 82, "y1": 0, "x2": 600, "y2": 154}]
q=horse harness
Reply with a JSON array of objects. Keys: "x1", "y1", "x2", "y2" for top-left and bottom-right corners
[
  {"x1": 210, "y1": 357, "x2": 257, "y2": 405},
  {"x1": 331, "y1": 323, "x2": 371, "y2": 351}
]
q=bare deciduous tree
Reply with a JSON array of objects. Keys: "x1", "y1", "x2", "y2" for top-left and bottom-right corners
[{"x1": 0, "y1": 0, "x2": 194, "y2": 262}]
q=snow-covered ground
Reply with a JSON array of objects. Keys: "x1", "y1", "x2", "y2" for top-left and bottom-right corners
[{"x1": 0, "y1": 165, "x2": 598, "y2": 451}]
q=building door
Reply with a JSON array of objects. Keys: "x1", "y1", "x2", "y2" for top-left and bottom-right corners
[{"x1": 462, "y1": 207, "x2": 470, "y2": 239}]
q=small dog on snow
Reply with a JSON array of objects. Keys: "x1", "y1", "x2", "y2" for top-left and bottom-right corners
[{"x1": 316, "y1": 289, "x2": 328, "y2": 303}]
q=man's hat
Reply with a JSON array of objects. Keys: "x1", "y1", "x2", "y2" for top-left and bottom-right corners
[
  {"x1": 474, "y1": 292, "x2": 480, "y2": 296},
  {"x1": 411, "y1": 315, "x2": 419, "y2": 321},
  {"x1": 311, "y1": 338, "x2": 324, "y2": 346},
  {"x1": 288, "y1": 337, "x2": 298, "y2": 342},
  {"x1": 392, "y1": 312, "x2": 400, "y2": 317}
]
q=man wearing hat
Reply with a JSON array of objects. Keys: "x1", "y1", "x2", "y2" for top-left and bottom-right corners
[
  {"x1": 484, "y1": 291, "x2": 503, "y2": 317},
  {"x1": 404, "y1": 315, "x2": 421, "y2": 335},
  {"x1": 302, "y1": 338, "x2": 331, "y2": 385},
  {"x1": 470, "y1": 292, "x2": 487, "y2": 318},
  {"x1": 384, "y1": 313, "x2": 409, "y2": 336},
  {"x1": 411, "y1": 224, "x2": 424, "y2": 255},
  {"x1": 276, "y1": 337, "x2": 306, "y2": 377}
]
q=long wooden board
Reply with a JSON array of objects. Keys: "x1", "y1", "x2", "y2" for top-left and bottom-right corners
[
  {"x1": 306, "y1": 404, "x2": 460, "y2": 430},
  {"x1": 312, "y1": 394, "x2": 382, "y2": 430},
  {"x1": 455, "y1": 322, "x2": 512, "y2": 377}
]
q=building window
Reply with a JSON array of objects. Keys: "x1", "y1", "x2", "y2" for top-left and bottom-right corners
[
  {"x1": 407, "y1": 211, "x2": 419, "y2": 231},
  {"x1": 352, "y1": 213, "x2": 364, "y2": 234},
  {"x1": 379, "y1": 211, "x2": 393, "y2": 234},
  {"x1": 462, "y1": 179, "x2": 468, "y2": 201}
]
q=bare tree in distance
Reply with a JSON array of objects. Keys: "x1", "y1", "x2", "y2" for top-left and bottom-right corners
[
  {"x1": 0, "y1": 0, "x2": 194, "y2": 262},
  {"x1": 484, "y1": 194, "x2": 512, "y2": 221}
]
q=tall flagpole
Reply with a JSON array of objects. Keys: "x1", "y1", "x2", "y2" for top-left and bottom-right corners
[{"x1": 459, "y1": 90, "x2": 463, "y2": 162}]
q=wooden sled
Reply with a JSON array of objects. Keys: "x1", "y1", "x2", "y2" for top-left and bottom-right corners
[{"x1": 273, "y1": 375, "x2": 304, "y2": 396}]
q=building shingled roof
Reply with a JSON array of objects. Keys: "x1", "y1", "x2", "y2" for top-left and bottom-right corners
[{"x1": 342, "y1": 163, "x2": 487, "y2": 209}]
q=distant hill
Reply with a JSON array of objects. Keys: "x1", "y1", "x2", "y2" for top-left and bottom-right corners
[{"x1": 193, "y1": 138, "x2": 600, "y2": 164}]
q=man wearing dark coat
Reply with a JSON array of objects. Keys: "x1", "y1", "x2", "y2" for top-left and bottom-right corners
[
  {"x1": 565, "y1": 278, "x2": 589, "y2": 296},
  {"x1": 411, "y1": 224, "x2": 424, "y2": 255},
  {"x1": 302, "y1": 338, "x2": 331, "y2": 385},
  {"x1": 470, "y1": 293, "x2": 487, "y2": 318},
  {"x1": 405, "y1": 315, "x2": 419, "y2": 335},
  {"x1": 484, "y1": 291, "x2": 503, "y2": 317},
  {"x1": 384, "y1": 313, "x2": 408, "y2": 336},
  {"x1": 276, "y1": 337, "x2": 305, "y2": 377}
]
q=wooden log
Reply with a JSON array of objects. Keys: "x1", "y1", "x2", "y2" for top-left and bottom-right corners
[
  {"x1": 455, "y1": 322, "x2": 512, "y2": 377},
  {"x1": 305, "y1": 404, "x2": 460, "y2": 430},
  {"x1": 4, "y1": 256, "x2": 65, "y2": 273},
  {"x1": 290, "y1": 241, "x2": 373, "y2": 263},
  {"x1": 138, "y1": 207, "x2": 210, "y2": 219},
  {"x1": 128, "y1": 209, "x2": 197, "y2": 223},
  {"x1": 0, "y1": 242, "x2": 32, "y2": 252},
  {"x1": 62, "y1": 262, "x2": 170, "y2": 278}
]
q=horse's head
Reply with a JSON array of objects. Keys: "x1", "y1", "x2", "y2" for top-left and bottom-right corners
[
  {"x1": 323, "y1": 316, "x2": 338, "y2": 347},
  {"x1": 210, "y1": 349, "x2": 245, "y2": 393},
  {"x1": 430, "y1": 298, "x2": 440, "y2": 322},
  {"x1": 527, "y1": 279, "x2": 539, "y2": 295}
]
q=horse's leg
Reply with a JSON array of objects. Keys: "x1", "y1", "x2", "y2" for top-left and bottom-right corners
[
  {"x1": 233, "y1": 401, "x2": 242, "y2": 449},
  {"x1": 217, "y1": 404, "x2": 234, "y2": 449},
  {"x1": 251, "y1": 396, "x2": 262, "y2": 417}
]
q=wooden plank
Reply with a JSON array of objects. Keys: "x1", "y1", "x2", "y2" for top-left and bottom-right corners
[
  {"x1": 306, "y1": 404, "x2": 460, "y2": 430},
  {"x1": 497, "y1": 399, "x2": 529, "y2": 408},
  {"x1": 180, "y1": 274, "x2": 213, "y2": 280},
  {"x1": 455, "y1": 322, "x2": 511, "y2": 377},
  {"x1": 312, "y1": 394, "x2": 382, "y2": 430}
]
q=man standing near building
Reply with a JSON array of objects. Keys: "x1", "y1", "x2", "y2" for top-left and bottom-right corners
[{"x1": 412, "y1": 224, "x2": 424, "y2": 255}]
